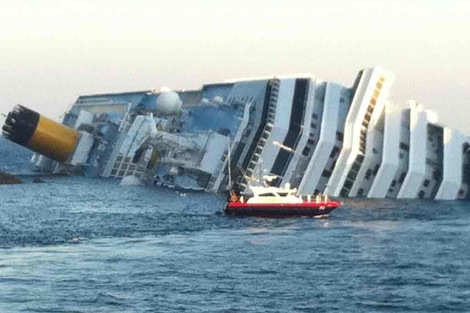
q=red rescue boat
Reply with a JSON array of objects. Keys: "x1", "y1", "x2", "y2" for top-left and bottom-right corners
[{"x1": 225, "y1": 183, "x2": 340, "y2": 218}]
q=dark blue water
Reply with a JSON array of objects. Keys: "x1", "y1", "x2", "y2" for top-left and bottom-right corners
[{"x1": 1, "y1": 137, "x2": 470, "y2": 312}]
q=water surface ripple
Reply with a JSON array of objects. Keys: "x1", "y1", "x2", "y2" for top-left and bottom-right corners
[
  {"x1": 0, "y1": 178, "x2": 469, "y2": 312},
  {"x1": 0, "y1": 139, "x2": 469, "y2": 312}
]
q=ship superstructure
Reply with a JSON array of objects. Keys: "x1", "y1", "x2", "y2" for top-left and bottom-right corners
[{"x1": 2, "y1": 67, "x2": 470, "y2": 200}]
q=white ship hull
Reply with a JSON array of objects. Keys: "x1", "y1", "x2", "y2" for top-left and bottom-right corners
[{"x1": 3, "y1": 67, "x2": 470, "y2": 200}]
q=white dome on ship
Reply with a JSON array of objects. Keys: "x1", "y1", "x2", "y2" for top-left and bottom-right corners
[{"x1": 155, "y1": 87, "x2": 182, "y2": 115}]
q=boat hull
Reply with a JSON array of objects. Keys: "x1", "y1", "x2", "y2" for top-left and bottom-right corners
[{"x1": 225, "y1": 201, "x2": 339, "y2": 217}]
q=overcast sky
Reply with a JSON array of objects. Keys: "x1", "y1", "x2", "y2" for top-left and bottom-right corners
[{"x1": 1, "y1": 0, "x2": 469, "y2": 134}]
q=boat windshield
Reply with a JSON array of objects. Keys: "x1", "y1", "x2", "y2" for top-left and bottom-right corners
[
  {"x1": 258, "y1": 193, "x2": 277, "y2": 197},
  {"x1": 258, "y1": 192, "x2": 291, "y2": 197}
]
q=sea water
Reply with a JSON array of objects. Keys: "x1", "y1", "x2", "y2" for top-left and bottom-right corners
[{"x1": 1, "y1": 138, "x2": 469, "y2": 312}]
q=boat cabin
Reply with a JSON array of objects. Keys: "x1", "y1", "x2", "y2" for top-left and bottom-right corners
[{"x1": 246, "y1": 184, "x2": 302, "y2": 204}]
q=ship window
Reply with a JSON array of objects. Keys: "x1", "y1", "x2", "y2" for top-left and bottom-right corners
[
  {"x1": 344, "y1": 180, "x2": 353, "y2": 189},
  {"x1": 399, "y1": 172, "x2": 407, "y2": 183},
  {"x1": 373, "y1": 164, "x2": 380, "y2": 175},
  {"x1": 357, "y1": 188, "x2": 364, "y2": 196},
  {"x1": 400, "y1": 142, "x2": 410, "y2": 151},
  {"x1": 311, "y1": 123, "x2": 317, "y2": 129},
  {"x1": 347, "y1": 171, "x2": 357, "y2": 181},
  {"x1": 322, "y1": 169, "x2": 332, "y2": 178},
  {"x1": 218, "y1": 128, "x2": 230, "y2": 136},
  {"x1": 312, "y1": 113, "x2": 318, "y2": 120},
  {"x1": 352, "y1": 162, "x2": 361, "y2": 172},
  {"x1": 372, "y1": 148, "x2": 379, "y2": 154},
  {"x1": 423, "y1": 179, "x2": 430, "y2": 187},
  {"x1": 418, "y1": 190, "x2": 425, "y2": 198},
  {"x1": 336, "y1": 132, "x2": 343, "y2": 141},
  {"x1": 391, "y1": 180, "x2": 397, "y2": 187}
]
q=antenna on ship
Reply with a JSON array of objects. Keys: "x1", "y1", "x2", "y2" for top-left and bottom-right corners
[{"x1": 227, "y1": 136, "x2": 232, "y2": 189}]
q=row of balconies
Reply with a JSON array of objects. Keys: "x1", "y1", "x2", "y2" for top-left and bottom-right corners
[{"x1": 239, "y1": 80, "x2": 280, "y2": 187}]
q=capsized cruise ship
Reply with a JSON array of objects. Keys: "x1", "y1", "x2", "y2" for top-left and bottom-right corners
[{"x1": 2, "y1": 67, "x2": 470, "y2": 200}]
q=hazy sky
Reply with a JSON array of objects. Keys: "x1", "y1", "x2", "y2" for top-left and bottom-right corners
[{"x1": 1, "y1": 0, "x2": 469, "y2": 134}]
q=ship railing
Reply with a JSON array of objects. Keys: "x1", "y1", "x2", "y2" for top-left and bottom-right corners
[
  {"x1": 244, "y1": 122, "x2": 275, "y2": 178},
  {"x1": 102, "y1": 109, "x2": 134, "y2": 177},
  {"x1": 208, "y1": 102, "x2": 254, "y2": 192},
  {"x1": 237, "y1": 80, "x2": 279, "y2": 192},
  {"x1": 206, "y1": 150, "x2": 228, "y2": 191}
]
